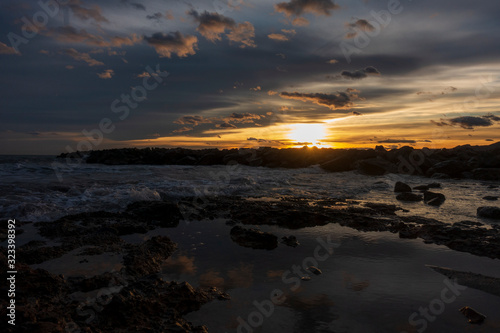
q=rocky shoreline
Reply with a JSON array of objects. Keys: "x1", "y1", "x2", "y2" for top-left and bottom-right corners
[
  {"x1": 1, "y1": 185, "x2": 499, "y2": 331},
  {"x1": 58, "y1": 142, "x2": 500, "y2": 180}
]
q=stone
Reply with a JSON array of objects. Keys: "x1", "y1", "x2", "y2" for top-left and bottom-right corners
[
  {"x1": 308, "y1": 266, "x2": 322, "y2": 275},
  {"x1": 459, "y1": 306, "x2": 486, "y2": 324},
  {"x1": 477, "y1": 206, "x2": 500, "y2": 219},
  {"x1": 424, "y1": 191, "x2": 446, "y2": 206},
  {"x1": 394, "y1": 181, "x2": 412, "y2": 193},
  {"x1": 281, "y1": 235, "x2": 299, "y2": 247},
  {"x1": 483, "y1": 196, "x2": 498, "y2": 201},
  {"x1": 230, "y1": 226, "x2": 278, "y2": 250}
]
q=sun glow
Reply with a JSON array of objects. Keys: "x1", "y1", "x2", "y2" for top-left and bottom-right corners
[{"x1": 288, "y1": 123, "x2": 328, "y2": 147}]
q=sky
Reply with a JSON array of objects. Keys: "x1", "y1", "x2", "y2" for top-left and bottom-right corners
[{"x1": 1, "y1": 0, "x2": 500, "y2": 155}]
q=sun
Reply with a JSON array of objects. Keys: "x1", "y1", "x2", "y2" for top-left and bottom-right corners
[{"x1": 288, "y1": 123, "x2": 327, "y2": 146}]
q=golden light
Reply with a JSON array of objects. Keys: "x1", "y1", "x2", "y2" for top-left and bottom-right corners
[{"x1": 288, "y1": 123, "x2": 327, "y2": 146}]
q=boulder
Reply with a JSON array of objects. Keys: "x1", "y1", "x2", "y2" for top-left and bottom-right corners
[
  {"x1": 413, "y1": 185, "x2": 429, "y2": 191},
  {"x1": 394, "y1": 181, "x2": 412, "y2": 192},
  {"x1": 230, "y1": 226, "x2": 278, "y2": 250},
  {"x1": 424, "y1": 191, "x2": 446, "y2": 206},
  {"x1": 459, "y1": 306, "x2": 486, "y2": 324},
  {"x1": 472, "y1": 168, "x2": 500, "y2": 181},
  {"x1": 356, "y1": 158, "x2": 397, "y2": 176},
  {"x1": 396, "y1": 193, "x2": 423, "y2": 202},
  {"x1": 281, "y1": 235, "x2": 299, "y2": 247},
  {"x1": 483, "y1": 196, "x2": 498, "y2": 201},
  {"x1": 477, "y1": 206, "x2": 500, "y2": 219}
]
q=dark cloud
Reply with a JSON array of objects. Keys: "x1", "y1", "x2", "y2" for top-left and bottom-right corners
[
  {"x1": 279, "y1": 89, "x2": 360, "y2": 110},
  {"x1": 431, "y1": 114, "x2": 500, "y2": 129},
  {"x1": 146, "y1": 12, "x2": 163, "y2": 20},
  {"x1": 275, "y1": 0, "x2": 339, "y2": 17},
  {"x1": 144, "y1": 31, "x2": 198, "y2": 58},
  {"x1": 188, "y1": 10, "x2": 256, "y2": 48},
  {"x1": 346, "y1": 19, "x2": 375, "y2": 32},
  {"x1": 341, "y1": 66, "x2": 380, "y2": 79},
  {"x1": 174, "y1": 115, "x2": 210, "y2": 126},
  {"x1": 173, "y1": 113, "x2": 264, "y2": 132},
  {"x1": 121, "y1": 0, "x2": 146, "y2": 11},
  {"x1": 485, "y1": 139, "x2": 494, "y2": 141}
]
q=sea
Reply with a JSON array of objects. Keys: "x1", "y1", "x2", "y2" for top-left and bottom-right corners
[{"x1": 1, "y1": 155, "x2": 500, "y2": 332}]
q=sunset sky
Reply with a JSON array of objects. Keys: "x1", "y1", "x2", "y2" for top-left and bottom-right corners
[{"x1": 1, "y1": 0, "x2": 499, "y2": 155}]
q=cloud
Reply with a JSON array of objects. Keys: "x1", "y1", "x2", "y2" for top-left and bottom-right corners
[
  {"x1": 144, "y1": 31, "x2": 198, "y2": 58},
  {"x1": 68, "y1": 0, "x2": 109, "y2": 23},
  {"x1": 341, "y1": 66, "x2": 380, "y2": 79},
  {"x1": 268, "y1": 90, "x2": 278, "y2": 95},
  {"x1": 282, "y1": 29, "x2": 296, "y2": 35},
  {"x1": 292, "y1": 17, "x2": 309, "y2": 26},
  {"x1": 63, "y1": 48, "x2": 104, "y2": 66},
  {"x1": 216, "y1": 122, "x2": 237, "y2": 129},
  {"x1": 97, "y1": 69, "x2": 114, "y2": 79},
  {"x1": 275, "y1": 0, "x2": 339, "y2": 17},
  {"x1": 173, "y1": 127, "x2": 193, "y2": 133},
  {"x1": 0, "y1": 42, "x2": 19, "y2": 55},
  {"x1": 431, "y1": 114, "x2": 500, "y2": 129},
  {"x1": 276, "y1": 53, "x2": 286, "y2": 59},
  {"x1": 352, "y1": 111, "x2": 363, "y2": 116},
  {"x1": 147, "y1": 12, "x2": 163, "y2": 20},
  {"x1": 326, "y1": 59, "x2": 338, "y2": 64},
  {"x1": 250, "y1": 86, "x2": 261, "y2": 91},
  {"x1": 485, "y1": 139, "x2": 494, "y2": 142},
  {"x1": 226, "y1": 22, "x2": 256, "y2": 48},
  {"x1": 345, "y1": 19, "x2": 376, "y2": 38},
  {"x1": 188, "y1": 10, "x2": 255, "y2": 48},
  {"x1": 174, "y1": 115, "x2": 211, "y2": 126},
  {"x1": 268, "y1": 33, "x2": 289, "y2": 41},
  {"x1": 279, "y1": 89, "x2": 360, "y2": 110},
  {"x1": 188, "y1": 10, "x2": 236, "y2": 42},
  {"x1": 173, "y1": 112, "x2": 264, "y2": 132},
  {"x1": 377, "y1": 139, "x2": 416, "y2": 144},
  {"x1": 165, "y1": 10, "x2": 174, "y2": 20}
]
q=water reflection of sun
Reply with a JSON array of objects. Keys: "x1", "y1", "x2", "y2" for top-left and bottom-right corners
[{"x1": 288, "y1": 123, "x2": 329, "y2": 147}]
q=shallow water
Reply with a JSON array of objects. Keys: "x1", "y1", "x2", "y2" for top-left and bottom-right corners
[{"x1": 0, "y1": 156, "x2": 499, "y2": 226}]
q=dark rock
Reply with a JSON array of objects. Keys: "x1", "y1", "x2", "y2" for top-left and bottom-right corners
[
  {"x1": 483, "y1": 196, "x2": 498, "y2": 201},
  {"x1": 396, "y1": 193, "x2": 423, "y2": 202},
  {"x1": 281, "y1": 235, "x2": 299, "y2": 247},
  {"x1": 459, "y1": 306, "x2": 486, "y2": 324},
  {"x1": 394, "y1": 181, "x2": 412, "y2": 193},
  {"x1": 431, "y1": 173, "x2": 450, "y2": 179},
  {"x1": 426, "y1": 160, "x2": 469, "y2": 178},
  {"x1": 424, "y1": 191, "x2": 446, "y2": 206},
  {"x1": 375, "y1": 145, "x2": 386, "y2": 152},
  {"x1": 320, "y1": 151, "x2": 357, "y2": 172},
  {"x1": 357, "y1": 158, "x2": 396, "y2": 176},
  {"x1": 413, "y1": 185, "x2": 429, "y2": 191},
  {"x1": 230, "y1": 226, "x2": 278, "y2": 250},
  {"x1": 472, "y1": 168, "x2": 500, "y2": 181},
  {"x1": 427, "y1": 182, "x2": 442, "y2": 188},
  {"x1": 477, "y1": 206, "x2": 500, "y2": 219},
  {"x1": 123, "y1": 236, "x2": 178, "y2": 276}
]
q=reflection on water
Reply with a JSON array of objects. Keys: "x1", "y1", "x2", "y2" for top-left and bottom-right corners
[{"x1": 143, "y1": 219, "x2": 500, "y2": 333}]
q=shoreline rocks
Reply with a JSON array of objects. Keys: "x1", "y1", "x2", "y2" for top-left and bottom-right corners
[{"x1": 56, "y1": 142, "x2": 500, "y2": 180}]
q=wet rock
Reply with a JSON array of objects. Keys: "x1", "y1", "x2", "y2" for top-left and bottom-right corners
[
  {"x1": 394, "y1": 181, "x2": 412, "y2": 193},
  {"x1": 308, "y1": 266, "x2": 322, "y2": 275},
  {"x1": 413, "y1": 185, "x2": 429, "y2": 191},
  {"x1": 320, "y1": 152, "x2": 357, "y2": 172},
  {"x1": 459, "y1": 306, "x2": 486, "y2": 324},
  {"x1": 477, "y1": 206, "x2": 500, "y2": 219},
  {"x1": 281, "y1": 235, "x2": 299, "y2": 247},
  {"x1": 301, "y1": 276, "x2": 311, "y2": 281},
  {"x1": 230, "y1": 226, "x2": 278, "y2": 250},
  {"x1": 472, "y1": 168, "x2": 500, "y2": 181},
  {"x1": 424, "y1": 191, "x2": 446, "y2": 206},
  {"x1": 427, "y1": 182, "x2": 441, "y2": 188},
  {"x1": 123, "y1": 236, "x2": 178, "y2": 276},
  {"x1": 364, "y1": 203, "x2": 403, "y2": 215},
  {"x1": 483, "y1": 196, "x2": 498, "y2": 201},
  {"x1": 396, "y1": 193, "x2": 423, "y2": 202}
]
